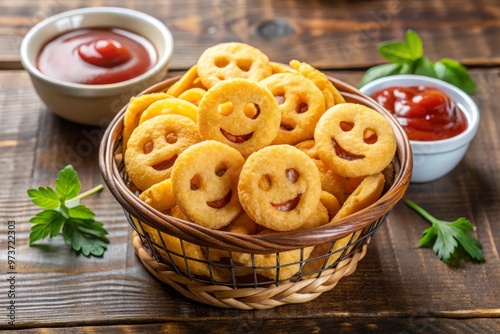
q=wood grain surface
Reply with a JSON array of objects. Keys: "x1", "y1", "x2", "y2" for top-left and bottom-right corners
[
  {"x1": 0, "y1": 0, "x2": 499, "y2": 332},
  {"x1": 1, "y1": 0, "x2": 500, "y2": 70}
]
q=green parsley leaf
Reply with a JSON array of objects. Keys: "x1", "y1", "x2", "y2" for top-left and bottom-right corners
[
  {"x1": 27, "y1": 186, "x2": 61, "y2": 210},
  {"x1": 27, "y1": 165, "x2": 108, "y2": 257},
  {"x1": 377, "y1": 41, "x2": 413, "y2": 64},
  {"x1": 434, "y1": 58, "x2": 477, "y2": 94},
  {"x1": 405, "y1": 29, "x2": 423, "y2": 59},
  {"x1": 55, "y1": 165, "x2": 81, "y2": 200},
  {"x1": 68, "y1": 205, "x2": 95, "y2": 220},
  {"x1": 414, "y1": 56, "x2": 437, "y2": 78},
  {"x1": 29, "y1": 210, "x2": 65, "y2": 244},
  {"x1": 359, "y1": 63, "x2": 402, "y2": 87},
  {"x1": 377, "y1": 29, "x2": 422, "y2": 64},
  {"x1": 360, "y1": 29, "x2": 476, "y2": 94},
  {"x1": 406, "y1": 200, "x2": 485, "y2": 264},
  {"x1": 62, "y1": 218, "x2": 109, "y2": 257}
]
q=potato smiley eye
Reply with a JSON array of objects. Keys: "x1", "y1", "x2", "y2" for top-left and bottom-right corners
[
  {"x1": 295, "y1": 102, "x2": 308, "y2": 114},
  {"x1": 143, "y1": 141, "x2": 154, "y2": 154},
  {"x1": 218, "y1": 101, "x2": 234, "y2": 116},
  {"x1": 244, "y1": 103, "x2": 260, "y2": 119},
  {"x1": 364, "y1": 129, "x2": 378, "y2": 144},
  {"x1": 259, "y1": 174, "x2": 272, "y2": 191},
  {"x1": 215, "y1": 163, "x2": 227, "y2": 177},
  {"x1": 214, "y1": 56, "x2": 229, "y2": 68},
  {"x1": 275, "y1": 95, "x2": 285, "y2": 105},
  {"x1": 165, "y1": 132, "x2": 178, "y2": 144},
  {"x1": 340, "y1": 121, "x2": 354, "y2": 131},
  {"x1": 190, "y1": 174, "x2": 202, "y2": 190},
  {"x1": 286, "y1": 168, "x2": 299, "y2": 183},
  {"x1": 236, "y1": 58, "x2": 252, "y2": 72}
]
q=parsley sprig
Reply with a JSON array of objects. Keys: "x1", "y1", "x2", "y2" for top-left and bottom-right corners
[
  {"x1": 27, "y1": 165, "x2": 109, "y2": 257},
  {"x1": 360, "y1": 29, "x2": 477, "y2": 94},
  {"x1": 406, "y1": 200, "x2": 484, "y2": 265}
]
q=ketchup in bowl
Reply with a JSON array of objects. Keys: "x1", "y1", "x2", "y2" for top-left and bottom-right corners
[
  {"x1": 371, "y1": 86, "x2": 467, "y2": 141},
  {"x1": 37, "y1": 28, "x2": 157, "y2": 85}
]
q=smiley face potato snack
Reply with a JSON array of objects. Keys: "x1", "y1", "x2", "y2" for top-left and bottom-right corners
[{"x1": 123, "y1": 42, "x2": 397, "y2": 282}]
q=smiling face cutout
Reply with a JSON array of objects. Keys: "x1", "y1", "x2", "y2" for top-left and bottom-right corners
[
  {"x1": 238, "y1": 145, "x2": 321, "y2": 231},
  {"x1": 171, "y1": 140, "x2": 245, "y2": 229},
  {"x1": 197, "y1": 78, "x2": 281, "y2": 156},
  {"x1": 260, "y1": 73, "x2": 326, "y2": 145},
  {"x1": 125, "y1": 114, "x2": 201, "y2": 191},
  {"x1": 314, "y1": 103, "x2": 397, "y2": 178},
  {"x1": 197, "y1": 42, "x2": 273, "y2": 88}
]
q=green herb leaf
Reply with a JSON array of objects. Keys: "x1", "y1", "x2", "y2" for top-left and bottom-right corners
[
  {"x1": 63, "y1": 218, "x2": 109, "y2": 257},
  {"x1": 27, "y1": 186, "x2": 61, "y2": 210},
  {"x1": 406, "y1": 200, "x2": 485, "y2": 265},
  {"x1": 414, "y1": 56, "x2": 437, "y2": 77},
  {"x1": 27, "y1": 165, "x2": 108, "y2": 257},
  {"x1": 29, "y1": 210, "x2": 65, "y2": 244},
  {"x1": 434, "y1": 58, "x2": 477, "y2": 94},
  {"x1": 359, "y1": 63, "x2": 402, "y2": 87},
  {"x1": 68, "y1": 205, "x2": 95, "y2": 220},
  {"x1": 405, "y1": 29, "x2": 423, "y2": 59},
  {"x1": 360, "y1": 29, "x2": 476, "y2": 93},
  {"x1": 398, "y1": 62, "x2": 415, "y2": 74},
  {"x1": 377, "y1": 41, "x2": 414, "y2": 64},
  {"x1": 56, "y1": 165, "x2": 81, "y2": 200},
  {"x1": 377, "y1": 29, "x2": 422, "y2": 64}
]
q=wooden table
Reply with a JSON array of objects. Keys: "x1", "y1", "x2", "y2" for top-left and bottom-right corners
[{"x1": 1, "y1": 0, "x2": 499, "y2": 332}]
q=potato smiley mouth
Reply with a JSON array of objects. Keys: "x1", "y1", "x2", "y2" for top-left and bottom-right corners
[
  {"x1": 271, "y1": 194, "x2": 302, "y2": 212},
  {"x1": 220, "y1": 128, "x2": 254, "y2": 144},
  {"x1": 206, "y1": 190, "x2": 233, "y2": 209},
  {"x1": 152, "y1": 155, "x2": 178, "y2": 171},
  {"x1": 332, "y1": 139, "x2": 364, "y2": 161}
]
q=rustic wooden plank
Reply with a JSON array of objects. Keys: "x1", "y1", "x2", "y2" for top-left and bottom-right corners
[
  {"x1": 2, "y1": 0, "x2": 500, "y2": 70},
  {"x1": 0, "y1": 68, "x2": 498, "y2": 331},
  {"x1": 8, "y1": 318, "x2": 500, "y2": 333}
]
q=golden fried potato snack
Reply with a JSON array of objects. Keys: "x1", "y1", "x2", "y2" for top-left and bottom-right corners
[
  {"x1": 239, "y1": 229, "x2": 315, "y2": 281},
  {"x1": 294, "y1": 201, "x2": 330, "y2": 231},
  {"x1": 260, "y1": 73, "x2": 326, "y2": 145},
  {"x1": 122, "y1": 43, "x2": 399, "y2": 284},
  {"x1": 302, "y1": 173, "x2": 385, "y2": 277},
  {"x1": 167, "y1": 205, "x2": 191, "y2": 222},
  {"x1": 139, "y1": 97, "x2": 198, "y2": 124},
  {"x1": 171, "y1": 140, "x2": 245, "y2": 229},
  {"x1": 290, "y1": 59, "x2": 345, "y2": 108},
  {"x1": 125, "y1": 114, "x2": 200, "y2": 191},
  {"x1": 139, "y1": 178, "x2": 176, "y2": 213},
  {"x1": 238, "y1": 145, "x2": 321, "y2": 231},
  {"x1": 332, "y1": 172, "x2": 385, "y2": 220},
  {"x1": 122, "y1": 92, "x2": 172, "y2": 151},
  {"x1": 319, "y1": 191, "x2": 341, "y2": 219},
  {"x1": 270, "y1": 61, "x2": 297, "y2": 74},
  {"x1": 312, "y1": 159, "x2": 355, "y2": 204},
  {"x1": 178, "y1": 87, "x2": 206, "y2": 106},
  {"x1": 197, "y1": 42, "x2": 273, "y2": 88},
  {"x1": 166, "y1": 64, "x2": 206, "y2": 97},
  {"x1": 198, "y1": 78, "x2": 280, "y2": 156},
  {"x1": 295, "y1": 139, "x2": 319, "y2": 159},
  {"x1": 314, "y1": 103, "x2": 397, "y2": 178},
  {"x1": 143, "y1": 224, "x2": 231, "y2": 282}
]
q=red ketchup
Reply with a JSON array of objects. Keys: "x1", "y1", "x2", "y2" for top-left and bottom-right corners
[
  {"x1": 37, "y1": 28, "x2": 157, "y2": 85},
  {"x1": 371, "y1": 86, "x2": 467, "y2": 141}
]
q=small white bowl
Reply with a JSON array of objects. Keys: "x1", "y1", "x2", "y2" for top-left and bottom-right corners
[
  {"x1": 20, "y1": 7, "x2": 174, "y2": 126},
  {"x1": 360, "y1": 74, "x2": 479, "y2": 183}
]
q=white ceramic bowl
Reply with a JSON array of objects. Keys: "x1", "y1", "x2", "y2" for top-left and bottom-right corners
[
  {"x1": 20, "y1": 7, "x2": 174, "y2": 126},
  {"x1": 360, "y1": 74, "x2": 479, "y2": 183}
]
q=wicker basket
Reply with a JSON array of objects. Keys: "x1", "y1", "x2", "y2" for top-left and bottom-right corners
[{"x1": 99, "y1": 75, "x2": 412, "y2": 310}]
